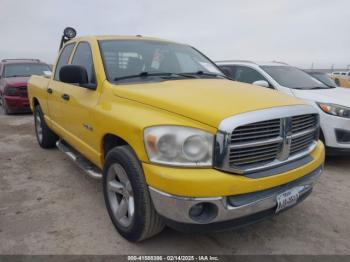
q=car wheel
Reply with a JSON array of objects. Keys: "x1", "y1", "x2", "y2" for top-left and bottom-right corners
[
  {"x1": 103, "y1": 145, "x2": 165, "y2": 242},
  {"x1": 34, "y1": 105, "x2": 58, "y2": 148}
]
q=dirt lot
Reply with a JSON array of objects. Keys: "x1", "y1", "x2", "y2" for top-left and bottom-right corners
[{"x1": 0, "y1": 112, "x2": 349, "y2": 255}]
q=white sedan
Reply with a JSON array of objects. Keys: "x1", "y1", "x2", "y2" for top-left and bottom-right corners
[{"x1": 217, "y1": 60, "x2": 350, "y2": 155}]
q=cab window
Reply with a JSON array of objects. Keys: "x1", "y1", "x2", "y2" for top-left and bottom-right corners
[
  {"x1": 219, "y1": 66, "x2": 234, "y2": 78},
  {"x1": 54, "y1": 43, "x2": 75, "y2": 81},
  {"x1": 71, "y1": 42, "x2": 96, "y2": 84},
  {"x1": 99, "y1": 40, "x2": 223, "y2": 81},
  {"x1": 224, "y1": 65, "x2": 269, "y2": 85}
]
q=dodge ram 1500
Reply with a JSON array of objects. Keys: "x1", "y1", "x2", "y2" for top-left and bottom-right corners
[{"x1": 28, "y1": 33, "x2": 325, "y2": 242}]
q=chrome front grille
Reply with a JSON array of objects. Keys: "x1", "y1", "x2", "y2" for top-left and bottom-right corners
[
  {"x1": 292, "y1": 114, "x2": 317, "y2": 133},
  {"x1": 214, "y1": 106, "x2": 320, "y2": 175},
  {"x1": 229, "y1": 114, "x2": 318, "y2": 169},
  {"x1": 290, "y1": 132, "x2": 315, "y2": 155},
  {"x1": 229, "y1": 141, "x2": 281, "y2": 166},
  {"x1": 230, "y1": 119, "x2": 282, "y2": 167},
  {"x1": 230, "y1": 119, "x2": 281, "y2": 143},
  {"x1": 290, "y1": 114, "x2": 318, "y2": 155}
]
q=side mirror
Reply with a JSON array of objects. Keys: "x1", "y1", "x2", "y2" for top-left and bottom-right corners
[
  {"x1": 59, "y1": 65, "x2": 89, "y2": 86},
  {"x1": 43, "y1": 71, "x2": 52, "y2": 79},
  {"x1": 252, "y1": 80, "x2": 270, "y2": 88}
]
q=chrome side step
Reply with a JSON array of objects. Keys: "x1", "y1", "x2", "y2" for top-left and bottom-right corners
[{"x1": 56, "y1": 140, "x2": 102, "y2": 179}]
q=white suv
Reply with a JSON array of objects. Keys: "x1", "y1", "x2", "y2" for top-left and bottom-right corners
[{"x1": 217, "y1": 60, "x2": 350, "y2": 155}]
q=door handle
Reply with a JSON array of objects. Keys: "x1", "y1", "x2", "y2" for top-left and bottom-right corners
[
  {"x1": 61, "y1": 94, "x2": 70, "y2": 101},
  {"x1": 47, "y1": 88, "x2": 53, "y2": 94}
]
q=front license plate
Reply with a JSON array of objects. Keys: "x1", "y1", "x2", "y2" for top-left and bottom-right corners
[{"x1": 276, "y1": 188, "x2": 300, "y2": 213}]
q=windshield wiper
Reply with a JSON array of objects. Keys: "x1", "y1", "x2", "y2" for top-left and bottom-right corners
[
  {"x1": 293, "y1": 86, "x2": 329, "y2": 90},
  {"x1": 180, "y1": 71, "x2": 228, "y2": 79},
  {"x1": 306, "y1": 86, "x2": 330, "y2": 90},
  {"x1": 114, "y1": 72, "x2": 195, "y2": 81},
  {"x1": 6, "y1": 74, "x2": 30, "y2": 78}
]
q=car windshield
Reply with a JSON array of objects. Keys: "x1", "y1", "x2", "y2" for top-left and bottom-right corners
[
  {"x1": 99, "y1": 40, "x2": 224, "y2": 82},
  {"x1": 4, "y1": 63, "x2": 51, "y2": 78},
  {"x1": 261, "y1": 65, "x2": 329, "y2": 89},
  {"x1": 310, "y1": 73, "x2": 338, "y2": 88}
]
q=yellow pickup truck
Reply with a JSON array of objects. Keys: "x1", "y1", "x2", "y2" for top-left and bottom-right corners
[{"x1": 28, "y1": 32, "x2": 325, "y2": 242}]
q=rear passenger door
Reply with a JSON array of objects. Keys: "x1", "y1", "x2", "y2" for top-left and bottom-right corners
[{"x1": 60, "y1": 41, "x2": 101, "y2": 162}]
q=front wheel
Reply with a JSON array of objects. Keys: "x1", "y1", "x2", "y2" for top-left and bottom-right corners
[
  {"x1": 34, "y1": 105, "x2": 58, "y2": 148},
  {"x1": 103, "y1": 146, "x2": 164, "y2": 242}
]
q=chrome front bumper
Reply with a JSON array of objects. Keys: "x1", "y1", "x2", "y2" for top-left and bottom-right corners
[{"x1": 149, "y1": 165, "x2": 323, "y2": 225}]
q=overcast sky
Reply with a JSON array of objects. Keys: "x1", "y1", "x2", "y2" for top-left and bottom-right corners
[{"x1": 1, "y1": 0, "x2": 349, "y2": 69}]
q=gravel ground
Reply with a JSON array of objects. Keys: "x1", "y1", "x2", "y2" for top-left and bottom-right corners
[{"x1": 0, "y1": 112, "x2": 349, "y2": 255}]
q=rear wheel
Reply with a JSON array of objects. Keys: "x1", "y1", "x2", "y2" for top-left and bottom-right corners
[
  {"x1": 103, "y1": 146, "x2": 165, "y2": 242},
  {"x1": 34, "y1": 105, "x2": 58, "y2": 148}
]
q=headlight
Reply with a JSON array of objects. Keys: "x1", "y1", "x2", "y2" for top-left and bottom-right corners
[
  {"x1": 144, "y1": 126, "x2": 213, "y2": 167},
  {"x1": 317, "y1": 103, "x2": 350, "y2": 118}
]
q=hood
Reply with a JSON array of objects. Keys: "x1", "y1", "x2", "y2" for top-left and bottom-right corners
[
  {"x1": 112, "y1": 79, "x2": 306, "y2": 128},
  {"x1": 291, "y1": 87, "x2": 350, "y2": 107},
  {"x1": 4, "y1": 76, "x2": 30, "y2": 87}
]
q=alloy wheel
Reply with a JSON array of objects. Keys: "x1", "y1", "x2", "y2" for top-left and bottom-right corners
[
  {"x1": 106, "y1": 163, "x2": 135, "y2": 227},
  {"x1": 35, "y1": 113, "x2": 43, "y2": 143}
]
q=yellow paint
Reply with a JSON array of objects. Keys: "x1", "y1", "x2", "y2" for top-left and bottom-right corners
[
  {"x1": 28, "y1": 36, "x2": 325, "y2": 197},
  {"x1": 143, "y1": 141, "x2": 325, "y2": 197},
  {"x1": 331, "y1": 75, "x2": 350, "y2": 88}
]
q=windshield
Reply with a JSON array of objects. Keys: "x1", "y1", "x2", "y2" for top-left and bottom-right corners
[
  {"x1": 261, "y1": 65, "x2": 329, "y2": 89},
  {"x1": 99, "y1": 40, "x2": 224, "y2": 81},
  {"x1": 4, "y1": 63, "x2": 51, "y2": 78},
  {"x1": 310, "y1": 73, "x2": 338, "y2": 88}
]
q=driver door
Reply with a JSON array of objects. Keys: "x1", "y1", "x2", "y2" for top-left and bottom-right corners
[
  {"x1": 60, "y1": 41, "x2": 101, "y2": 163},
  {"x1": 47, "y1": 43, "x2": 75, "y2": 133}
]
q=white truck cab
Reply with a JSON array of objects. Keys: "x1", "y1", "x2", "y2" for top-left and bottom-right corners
[
  {"x1": 217, "y1": 60, "x2": 350, "y2": 155},
  {"x1": 332, "y1": 71, "x2": 350, "y2": 81}
]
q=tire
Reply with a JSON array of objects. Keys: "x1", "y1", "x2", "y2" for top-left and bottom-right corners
[
  {"x1": 34, "y1": 105, "x2": 58, "y2": 149},
  {"x1": 103, "y1": 145, "x2": 165, "y2": 242}
]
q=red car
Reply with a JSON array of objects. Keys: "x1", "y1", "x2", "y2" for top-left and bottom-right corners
[{"x1": 0, "y1": 59, "x2": 51, "y2": 114}]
